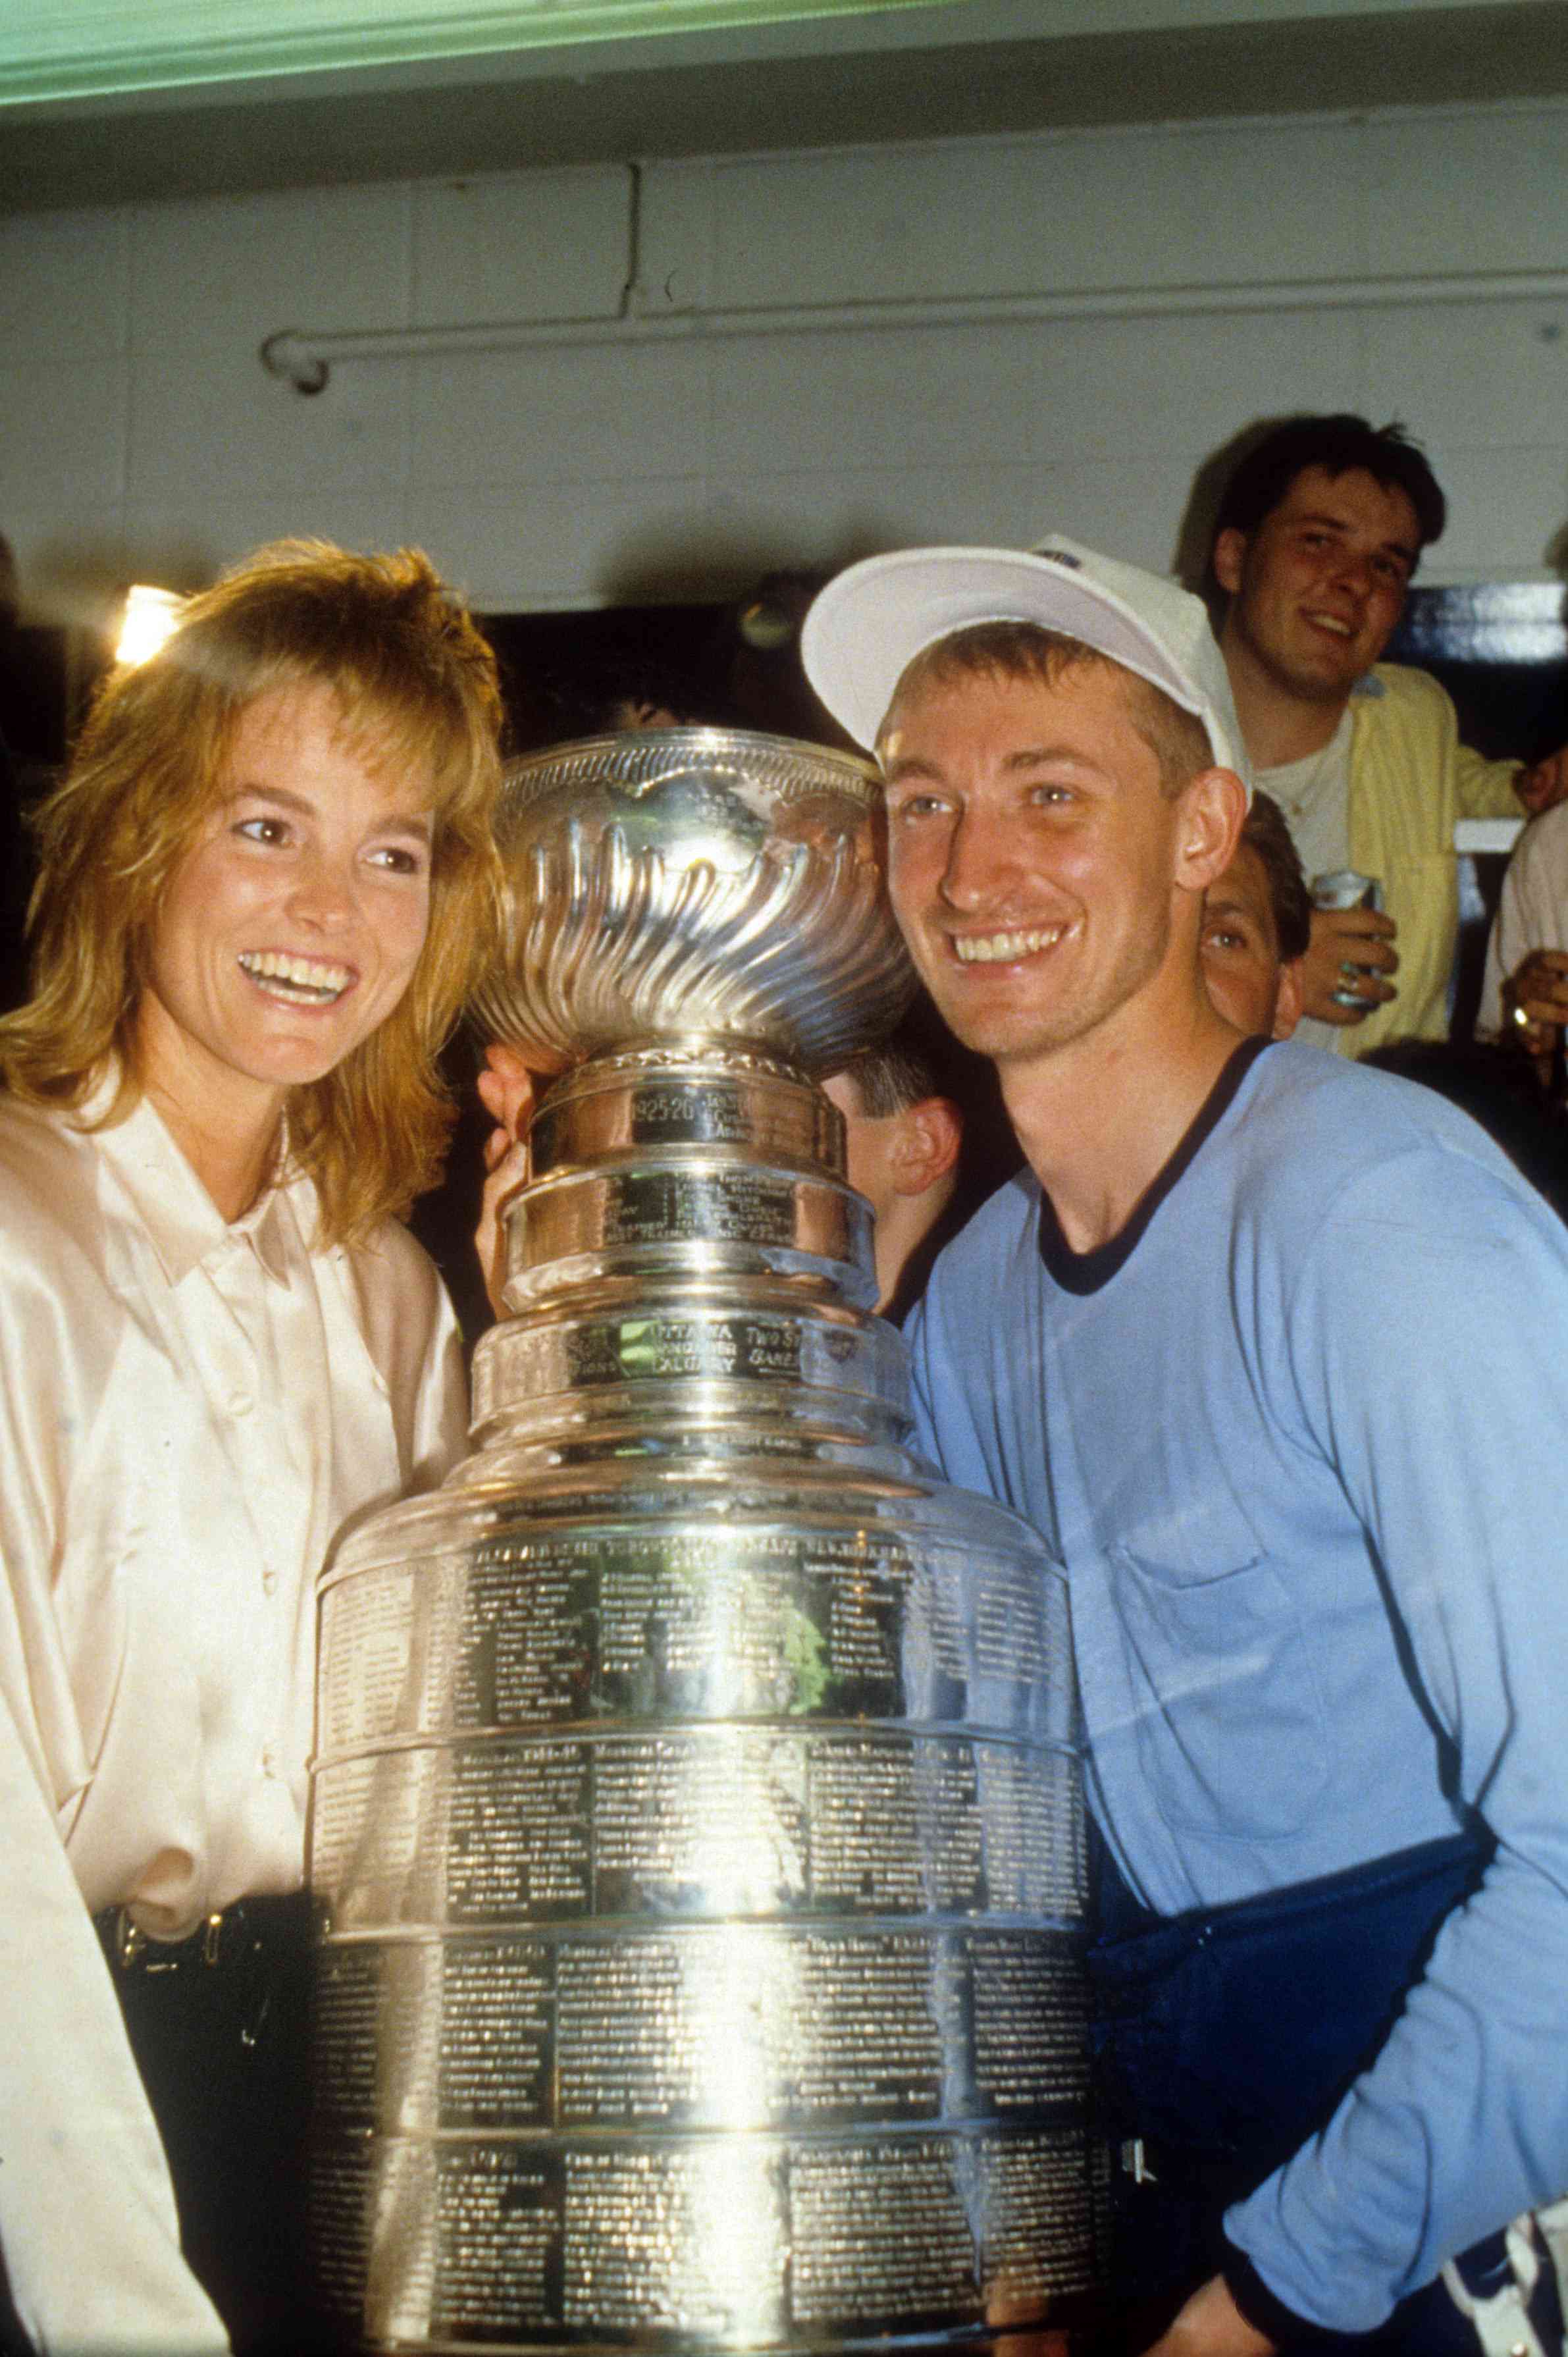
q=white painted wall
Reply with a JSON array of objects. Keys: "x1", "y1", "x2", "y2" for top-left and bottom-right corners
[{"x1": 1, "y1": 100, "x2": 1566, "y2": 627}]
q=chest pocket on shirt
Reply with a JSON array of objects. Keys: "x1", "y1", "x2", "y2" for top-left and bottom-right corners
[{"x1": 1108, "y1": 1546, "x2": 1330, "y2": 1843}]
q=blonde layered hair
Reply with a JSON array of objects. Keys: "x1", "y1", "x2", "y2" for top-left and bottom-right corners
[{"x1": 0, "y1": 539, "x2": 505, "y2": 1244}]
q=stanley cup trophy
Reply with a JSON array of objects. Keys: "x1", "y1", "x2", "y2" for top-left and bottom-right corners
[{"x1": 307, "y1": 728, "x2": 1109, "y2": 2351}]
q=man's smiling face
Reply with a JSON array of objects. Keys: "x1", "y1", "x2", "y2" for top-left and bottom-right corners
[
  {"x1": 879, "y1": 656, "x2": 1196, "y2": 1074},
  {"x1": 1214, "y1": 463, "x2": 1420, "y2": 707}
]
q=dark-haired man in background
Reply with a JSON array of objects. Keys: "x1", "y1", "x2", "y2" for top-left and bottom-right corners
[
  {"x1": 1209, "y1": 414, "x2": 1568, "y2": 1055},
  {"x1": 822, "y1": 1023, "x2": 964, "y2": 1322}
]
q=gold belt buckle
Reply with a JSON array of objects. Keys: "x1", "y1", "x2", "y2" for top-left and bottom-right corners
[
  {"x1": 112, "y1": 1907, "x2": 228, "y2": 1967},
  {"x1": 113, "y1": 1910, "x2": 147, "y2": 1969}
]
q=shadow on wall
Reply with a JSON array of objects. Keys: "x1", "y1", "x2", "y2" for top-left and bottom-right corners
[
  {"x1": 594, "y1": 513, "x2": 899, "y2": 622},
  {"x1": 1170, "y1": 414, "x2": 1294, "y2": 612}
]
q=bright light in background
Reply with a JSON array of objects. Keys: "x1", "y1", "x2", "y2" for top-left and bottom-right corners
[{"x1": 115, "y1": 583, "x2": 184, "y2": 666}]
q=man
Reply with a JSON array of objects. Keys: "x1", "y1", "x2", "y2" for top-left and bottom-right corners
[
  {"x1": 800, "y1": 538, "x2": 1568, "y2": 2352},
  {"x1": 821, "y1": 1023, "x2": 964, "y2": 1319},
  {"x1": 1209, "y1": 414, "x2": 1568, "y2": 1054},
  {"x1": 1199, "y1": 790, "x2": 1309, "y2": 1042}
]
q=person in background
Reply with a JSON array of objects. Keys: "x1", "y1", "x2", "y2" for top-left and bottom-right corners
[
  {"x1": 1475, "y1": 797, "x2": 1568, "y2": 1091},
  {"x1": 0, "y1": 540, "x2": 503, "y2": 2354},
  {"x1": 821, "y1": 1023, "x2": 964, "y2": 1321},
  {"x1": 802, "y1": 535, "x2": 1568, "y2": 2354},
  {"x1": 1198, "y1": 789, "x2": 1309, "y2": 1042},
  {"x1": 475, "y1": 1026, "x2": 964, "y2": 1331},
  {"x1": 1208, "y1": 413, "x2": 1567, "y2": 1053}
]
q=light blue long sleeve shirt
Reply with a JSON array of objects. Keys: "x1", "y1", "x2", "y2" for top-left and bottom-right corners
[{"x1": 907, "y1": 1039, "x2": 1568, "y2": 2331}]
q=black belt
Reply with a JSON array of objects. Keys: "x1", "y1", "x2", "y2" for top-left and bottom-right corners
[{"x1": 94, "y1": 1890, "x2": 315, "y2": 1976}]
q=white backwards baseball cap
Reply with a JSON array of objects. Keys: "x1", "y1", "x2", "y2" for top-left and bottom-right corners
[{"x1": 800, "y1": 535, "x2": 1251, "y2": 791}]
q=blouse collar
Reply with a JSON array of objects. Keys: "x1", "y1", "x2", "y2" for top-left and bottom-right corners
[{"x1": 84, "y1": 1073, "x2": 301, "y2": 1289}]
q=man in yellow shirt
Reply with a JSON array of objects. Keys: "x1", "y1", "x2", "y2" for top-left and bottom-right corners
[{"x1": 1209, "y1": 413, "x2": 1568, "y2": 1055}]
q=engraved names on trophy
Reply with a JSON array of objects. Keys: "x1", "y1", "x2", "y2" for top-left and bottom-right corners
[
  {"x1": 319, "y1": 1524, "x2": 1070, "y2": 1745},
  {"x1": 528, "y1": 1059, "x2": 843, "y2": 1178},
  {"x1": 534, "y1": 1168, "x2": 827, "y2": 1250},
  {"x1": 312, "y1": 1728, "x2": 1082, "y2": 1931},
  {"x1": 314, "y1": 1925, "x2": 1090, "y2": 2142},
  {"x1": 313, "y1": 2125, "x2": 1108, "y2": 2348}
]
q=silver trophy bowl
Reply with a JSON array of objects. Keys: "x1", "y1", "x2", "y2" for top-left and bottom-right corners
[
  {"x1": 467, "y1": 728, "x2": 915, "y2": 1074},
  {"x1": 308, "y1": 728, "x2": 1107, "y2": 2352}
]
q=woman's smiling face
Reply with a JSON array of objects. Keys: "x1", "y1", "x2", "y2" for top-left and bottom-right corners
[{"x1": 135, "y1": 679, "x2": 434, "y2": 1140}]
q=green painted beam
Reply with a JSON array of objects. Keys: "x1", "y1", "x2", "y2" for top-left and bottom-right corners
[{"x1": 0, "y1": 0, "x2": 938, "y2": 107}]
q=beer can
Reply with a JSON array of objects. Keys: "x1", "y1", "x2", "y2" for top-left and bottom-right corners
[
  {"x1": 1311, "y1": 868, "x2": 1383, "y2": 914},
  {"x1": 1311, "y1": 870, "x2": 1384, "y2": 1009}
]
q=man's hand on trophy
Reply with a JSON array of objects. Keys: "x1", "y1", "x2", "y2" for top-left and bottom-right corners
[{"x1": 476, "y1": 1044, "x2": 538, "y2": 1319}]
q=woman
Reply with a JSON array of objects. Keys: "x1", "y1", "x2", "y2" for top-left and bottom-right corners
[{"x1": 0, "y1": 541, "x2": 503, "y2": 2352}]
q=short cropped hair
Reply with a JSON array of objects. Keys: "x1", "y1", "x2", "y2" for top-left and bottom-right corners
[
  {"x1": 1, "y1": 539, "x2": 505, "y2": 1245},
  {"x1": 1212, "y1": 414, "x2": 1446, "y2": 556},
  {"x1": 1239, "y1": 789, "x2": 1312, "y2": 963},
  {"x1": 831, "y1": 1025, "x2": 945, "y2": 1121},
  {"x1": 884, "y1": 620, "x2": 1215, "y2": 798}
]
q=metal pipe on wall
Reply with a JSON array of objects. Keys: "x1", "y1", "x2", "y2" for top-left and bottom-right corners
[{"x1": 261, "y1": 267, "x2": 1568, "y2": 394}]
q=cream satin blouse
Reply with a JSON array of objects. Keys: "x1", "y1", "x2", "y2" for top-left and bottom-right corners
[{"x1": 0, "y1": 1084, "x2": 467, "y2": 2352}]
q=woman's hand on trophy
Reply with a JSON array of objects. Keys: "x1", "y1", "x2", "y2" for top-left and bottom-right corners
[{"x1": 475, "y1": 1044, "x2": 538, "y2": 1320}]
